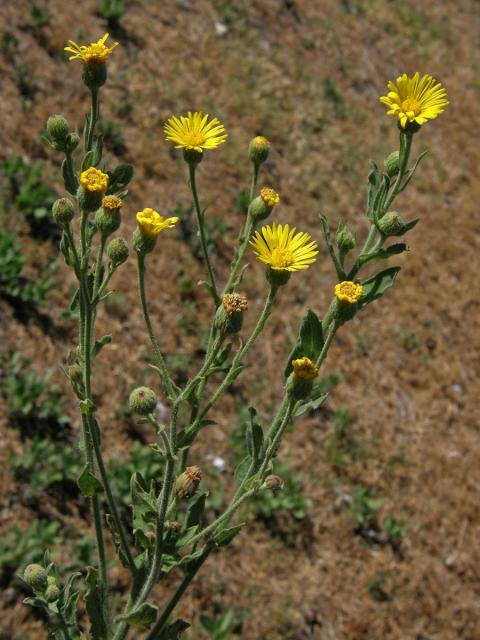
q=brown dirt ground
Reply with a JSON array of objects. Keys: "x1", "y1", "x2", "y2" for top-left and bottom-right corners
[{"x1": 1, "y1": 0, "x2": 479, "y2": 638}]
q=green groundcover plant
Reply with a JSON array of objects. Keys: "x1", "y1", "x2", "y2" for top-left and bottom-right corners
[{"x1": 18, "y1": 33, "x2": 448, "y2": 639}]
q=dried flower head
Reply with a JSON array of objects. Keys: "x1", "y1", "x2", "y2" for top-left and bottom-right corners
[
  {"x1": 380, "y1": 73, "x2": 448, "y2": 129},
  {"x1": 335, "y1": 281, "x2": 363, "y2": 304},
  {"x1": 80, "y1": 167, "x2": 109, "y2": 193},
  {"x1": 250, "y1": 222, "x2": 318, "y2": 272},
  {"x1": 292, "y1": 357, "x2": 318, "y2": 381},
  {"x1": 102, "y1": 195, "x2": 123, "y2": 211},
  {"x1": 175, "y1": 466, "x2": 202, "y2": 500},
  {"x1": 65, "y1": 33, "x2": 118, "y2": 65},
  {"x1": 164, "y1": 112, "x2": 227, "y2": 152},
  {"x1": 136, "y1": 208, "x2": 179, "y2": 238},
  {"x1": 222, "y1": 293, "x2": 248, "y2": 316}
]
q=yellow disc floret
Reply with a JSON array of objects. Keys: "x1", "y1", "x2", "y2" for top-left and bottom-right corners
[
  {"x1": 335, "y1": 281, "x2": 363, "y2": 304},
  {"x1": 250, "y1": 222, "x2": 318, "y2": 272},
  {"x1": 136, "y1": 208, "x2": 179, "y2": 238},
  {"x1": 260, "y1": 187, "x2": 280, "y2": 207},
  {"x1": 164, "y1": 112, "x2": 227, "y2": 152},
  {"x1": 292, "y1": 357, "x2": 318, "y2": 381},
  {"x1": 379, "y1": 72, "x2": 448, "y2": 129},
  {"x1": 80, "y1": 167, "x2": 109, "y2": 193},
  {"x1": 65, "y1": 33, "x2": 118, "y2": 65}
]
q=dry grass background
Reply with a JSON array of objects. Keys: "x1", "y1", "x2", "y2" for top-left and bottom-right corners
[{"x1": 0, "y1": 0, "x2": 479, "y2": 638}]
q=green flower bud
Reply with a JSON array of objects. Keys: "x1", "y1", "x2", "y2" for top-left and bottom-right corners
[
  {"x1": 335, "y1": 223, "x2": 356, "y2": 255},
  {"x1": 66, "y1": 132, "x2": 80, "y2": 152},
  {"x1": 248, "y1": 135, "x2": 270, "y2": 166},
  {"x1": 384, "y1": 151, "x2": 400, "y2": 178},
  {"x1": 52, "y1": 198, "x2": 75, "y2": 226},
  {"x1": 95, "y1": 207, "x2": 121, "y2": 236},
  {"x1": 47, "y1": 115, "x2": 70, "y2": 144},
  {"x1": 44, "y1": 584, "x2": 61, "y2": 603},
  {"x1": 82, "y1": 62, "x2": 107, "y2": 89},
  {"x1": 249, "y1": 187, "x2": 280, "y2": 222},
  {"x1": 266, "y1": 266, "x2": 291, "y2": 288},
  {"x1": 132, "y1": 227, "x2": 156, "y2": 255},
  {"x1": 175, "y1": 466, "x2": 202, "y2": 500},
  {"x1": 47, "y1": 575, "x2": 57, "y2": 586},
  {"x1": 68, "y1": 363, "x2": 83, "y2": 385},
  {"x1": 129, "y1": 387, "x2": 157, "y2": 416},
  {"x1": 77, "y1": 186, "x2": 103, "y2": 213},
  {"x1": 215, "y1": 293, "x2": 248, "y2": 336},
  {"x1": 23, "y1": 564, "x2": 48, "y2": 592},
  {"x1": 107, "y1": 238, "x2": 129, "y2": 267},
  {"x1": 377, "y1": 211, "x2": 408, "y2": 237},
  {"x1": 287, "y1": 357, "x2": 318, "y2": 401},
  {"x1": 183, "y1": 148, "x2": 203, "y2": 166}
]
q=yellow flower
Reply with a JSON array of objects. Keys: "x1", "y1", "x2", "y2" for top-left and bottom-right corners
[
  {"x1": 65, "y1": 33, "x2": 118, "y2": 65},
  {"x1": 250, "y1": 222, "x2": 318, "y2": 271},
  {"x1": 292, "y1": 357, "x2": 318, "y2": 381},
  {"x1": 136, "y1": 208, "x2": 179, "y2": 238},
  {"x1": 102, "y1": 195, "x2": 123, "y2": 211},
  {"x1": 80, "y1": 167, "x2": 109, "y2": 193},
  {"x1": 164, "y1": 112, "x2": 227, "y2": 152},
  {"x1": 260, "y1": 187, "x2": 280, "y2": 207},
  {"x1": 335, "y1": 281, "x2": 363, "y2": 304},
  {"x1": 379, "y1": 72, "x2": 448, "y2": 129}
]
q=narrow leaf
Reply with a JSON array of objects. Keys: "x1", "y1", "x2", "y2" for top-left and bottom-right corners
[
  {"x1": 284, "y1": 309, "x2": 324, "y2": 377},
  {"x1": 78, "y1": 464, "x2": 103, "y2": 497},
  {"x1": 92, "y1": 334, "x2": 112, "y2": 358},
  {"x1": 359, "y1": 267, "x2": 401, "y2": 309},
  {"x1": 84, "y1": 567, "x2": 108, "y2": 640},
  {"x1": 121, "y1": 602, "x2": 158, "y2": 628},
  {"x1": 214, "y1": 523, "x2": 244, "y2": 547}
]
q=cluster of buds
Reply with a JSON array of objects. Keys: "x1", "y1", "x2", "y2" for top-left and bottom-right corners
[
  {"x1": 23, "y1": 564, "x2": 60, "y2": 603},
  {"x1": 46, "y1": 115, "x2": 79, "y2": 153}
]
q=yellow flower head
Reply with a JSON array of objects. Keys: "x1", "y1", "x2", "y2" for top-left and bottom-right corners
[
  {"x1": 250, "y1": 222, "x2": 318, "y2": 272},
  {"x1": 80, "y1": 167, "x2": 109, "y2": 193},
  {"x1": 65, "y1": 33, "x2": 118, "y2": 65},
  {"x1": 102, "y1": 195, "x2": 123, "y2": 211},
  {"x1": 164, "y1": 112, "x2": 227, "y2": 152},
  {"x1": 379, "y1": 72, "x2": 448, "y2": 129},
  {"x1": 292, "y1": 357, "x2": 318, "y2": 381},
  {"x1": 260, "y1": 187, "x2": 280, "y2": 207},
  {"x1": 335, "y1": 281, "x2": 363, "y2": 304},
  {"x1": 252, "y1": 135, "x2": 269, "y2": 148},
  {"x1": 136, "y1": 208, "x2": 179, "y2": 238}
]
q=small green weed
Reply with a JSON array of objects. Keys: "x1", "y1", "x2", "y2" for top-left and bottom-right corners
[
  {"x1": 346, "y1": 487, "x2": 383, "y2": 527},
  {"x1": 322, "y1": 77, "x2": 347, "y2": 118},
  {"x1": 198, "y1": 608, "x2": 244, "y2": 639},
  {"x1": 324, "y1": 409, "x2": 367, "y2": 472},
  {"x1": 0, "y1": 520, "x2": 62, "y2": 577}
]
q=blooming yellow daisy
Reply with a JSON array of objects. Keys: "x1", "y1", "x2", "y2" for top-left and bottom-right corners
[
  {"x1": 379, "y1": 72, "x2": 448, "y2": 129},
  {"x1": 65, "y1": 33, "x2": 118, "y2": 65},
  {"x1": 250, "y1": 222, "x2": 318, "y2": 271},
  {"x1": 80, "y1": 167, "x2": 109, "y2": 193},
  {"x1": 164, "y1": 112, "x2": 227, "y2": 152},
  {"x1": 335, "y1": 281, "x2": 363, "y2": 304},
  {"x1": 136, "y1": 208, "x2": 179, "y2": 238},
  {"x1": 292, "y1": 357, "x2": 318, "y2": 380}
]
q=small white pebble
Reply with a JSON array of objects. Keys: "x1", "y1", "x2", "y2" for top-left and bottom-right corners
[
  {"x1": 212, "y1": 456, "x2": 225, "y2": 470},
  {"x1": 215, "y1": 22, "x2": 229, "y2": 37},
  {"x1": 156, "y1": 402, "x2": 168, "y2": 421}
]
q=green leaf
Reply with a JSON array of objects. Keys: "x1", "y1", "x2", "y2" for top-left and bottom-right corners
[
  {"x1": 84, "y1": 567, "x2": 108, "y2": 640},
  {"x1": 284, "y1": 309, "x2": 324, "y2": 378},
  {"x1": 214, "y1": 523, "x2": 244, "y2": 547},
  {"x1": 294, "y1": 392, "x2": 328, "y2": 417},
  {"x1": 130, "y1": 472, "x2": 157, "y2": 532},
  {"x1": 185, "y1": 492, "x2": 207, "y2": 530},
  {"x1": 399, "y1": 150, "x2": 429, "y2": 192},
  {"x1": 245, "y1": 407, "x2": 264, "y2": 466},
  {"x1": 92, "y1": 137, "x2": 103, "y2": 166},
  {"x1": 92, "y1": 334, "x2": 112, "y2": 358},
  {"x1": 107, "y1": 164, "x2": 134, "y2": 194},
  {"x1": 150, "y1": 619, "x2": 190, "y2": 639},
  {"x1": 61, "y1": 158, "x2": 78, "y2": 195},
  {"x1": 359, "y1": 243, "x2": 409, "y2": 266},
  {"x1": 69, "y1": 287, "x2": 80, "y2": 313},
  {"x1": 234, "y1": 456, "x2": 251, "y2": 484},
  {"x1": 58, "y1": 571, "x2": 81, "y2": 627},
  {"x1": 121, "y1": 602, "x2": 158, "y2": 628},
  {"x1": 359, "y1": 267, "x2": 401, "y2": 309},
  {"x1": 79, "y1": 399, "x2": 96, "y2": 415},
  {"x1": 366, "y1": 159, "x2": 380, "y2": 219},
  {"x1": 81, "y1": 150, "x2": 95, "y2": 172},
  {"x1": 78, "y1": 464, "x2": 103, "y2": 497}
]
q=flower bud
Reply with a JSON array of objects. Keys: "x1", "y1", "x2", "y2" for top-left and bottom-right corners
[
  {"x1": 377, "y1": 211, "x2": 408, "y2": 237},
  {"x1": 264, "y1": 474, "x2": 284, "y2": 491},
  {"x1": 46, "y1": 115, "x2": 70, "y2": 146},
  {"x1": 384, "y1": 151, "x2": 400, "y2": 178},
  {"x1": 68, "y1": 363, "x2": 83, "y2": 385},
  {"x1": 287, "y1": 357, "x2": 318, "y2": 400},
  {"x1": 23, "y1": 564, "x2": 48, "y2": 592},
  {"x1": 165, "y1": 520, "x2": 182, "y2": 532},
  {"x1": 129, "y1": 387, "x2": 157, "y2": 416},
  {"x1": 52, "y1": 198, "x2": 75, "y2": 226},
  {"x1": 77, "y1": 168, "x2": 109, "y2": 213},
  {"x1": 44, "y1": 584, "x2": 61, "y2": 603},
  {"x1": 249, "y1": 187, "x2": 280, "y2": 222},
  {"x1": 335, "y1": 223, "x2": 356, "y2": 255},
  {"x1": 107, "y1": 238, "x2": 129, "y2": 267},
  {"x1": 95, "y1": 209, "x2": 121, "y2": 236},
  {"x1": 132, "y1": 227, "x2": 156, "y2": 255},
  {"x1": 175, "y1": 465, "x2": 202, "y2": 500},
  {"x1": 248, "y1": 135, "x2": 270, "y2": 166},
  {"x1": 66, "y1": 132, "x2": 80, "y2": 152},
  {"x1": 215, "y1": 293, "x2": 248, "y2": 336}
]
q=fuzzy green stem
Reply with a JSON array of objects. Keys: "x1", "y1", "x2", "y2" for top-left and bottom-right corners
[{"x1": 86, "y1": 88, "x2": 99, "y2": 153}]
